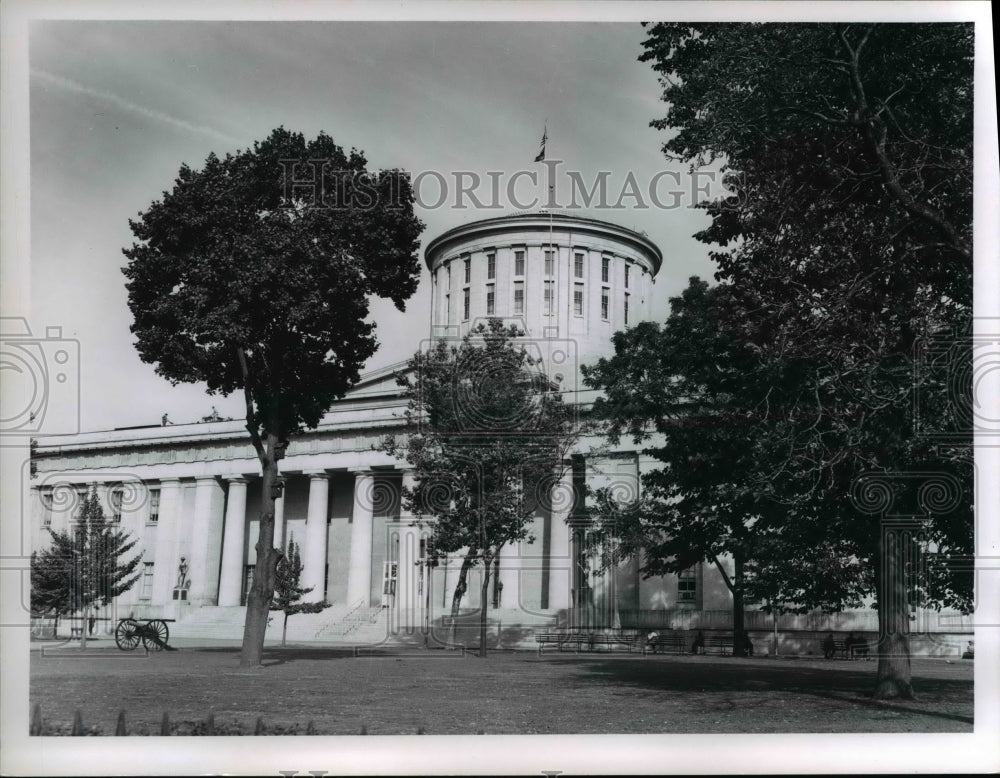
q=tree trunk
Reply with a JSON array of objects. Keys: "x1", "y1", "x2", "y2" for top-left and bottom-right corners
[
  {"x1": 478, "y1": 557, "x2": 492, "y2": 658},
  {"x1": 873, "y1": 528, "x2": 914, "y2": 699},
  {"x1": 711, "y1": 555, "x2": 744, "y2": 657},
  {"x1": 239, "y1": 431, "x2": 284, "y2": 668},
  {"x1": 282, "y1": 611, "x2": 289, "y2": 647},
  {"x1": 449, "y1": 551, "x2": 475, "y2": 647}
]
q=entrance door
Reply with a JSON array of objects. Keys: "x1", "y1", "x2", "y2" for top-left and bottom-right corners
[{"x1": 381, "y1": 561, "x2": 398, "y2": 608}]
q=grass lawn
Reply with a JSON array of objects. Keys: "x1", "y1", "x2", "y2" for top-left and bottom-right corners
[{"x1": 29, "y1": 643, "x2": 973, "y2": 735}]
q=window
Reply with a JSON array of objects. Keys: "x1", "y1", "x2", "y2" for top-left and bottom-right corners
[
  {"x1": 573, "y1": 284, "x2": 584, "y2": 316},
  {"x1": 463, "y1": 288, "x2": 470, "y2": 320},
  {"x1": 574, "y1": 253, "x2": 584, "y2": 279},
  {"x1": 148, "y1": 488, "x2": 160, "y2": 523},
  {"x1": 602, "y1": 257, "x2": 610, "y2": 283},
  {"x1": 544, "y1": 250, "x2": 554, "y2": 276},
  {"x1": 109, "y1": 484, "x2": 123, "y2": 523},
  {"x1": 601, "y1": 290, "x2": 609, "y2": 321},
  {"x1": 39, "y1": 490, "x2": 53, "y2": 526},
  {"x1": 625, "y1": 263, "x2": 631, "y2": 288},
  {"x1": 487, "y1": 253, "x2": 496, "y2": 280},
  {"x1": 624, "y1": 293, "x2": 630, "y2": 326},
  {"x1": 486, "y1": 286, "x2": 495, "y2": 315},
  {"x1": 543, "y1": 282, "x2": 554, "y2": 315},
  {"x1": 140, "y1": 562, "x2": 154, "y2": 600},
  {"x1": 513, "y1": 282, "x2": 525, "y2": 314},
  {"x1": 514, "y1": 250, "x2": 525, "y2": 277},
  {"x1": 678, "y1": 567, "x2": 697, "y2": 604},
  {"x1": 74, "y1": 487, "x2": 88, "y2": 521},
  {"x1": 463, "y1": 257, "x2": 471, "y2": 284}
]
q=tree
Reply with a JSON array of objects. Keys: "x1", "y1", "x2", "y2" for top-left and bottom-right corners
[
  {"x1": 30, "y1": 486, "x2": 142, "y2": 648},
  {"x1": 269, "y1": 535, "x2": 330, "y2": 647},
  {"x1": 122, "y1": 127, "x2": 423, "y2": 667},
  {"x1": 634, "y1": 23, "x2": 974, "y2": 697},
  {"x1": 386, "y1": 320, "x2": 578, "y2": 657},
  {"x1": 584, "y1": 278, "x2": 871, "y2": 655}
]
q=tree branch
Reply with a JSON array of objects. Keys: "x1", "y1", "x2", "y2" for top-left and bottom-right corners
[{"x1": 839, "y1": 26, "x2": 971, "y2": 261}]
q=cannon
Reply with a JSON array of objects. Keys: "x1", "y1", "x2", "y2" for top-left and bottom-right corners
[{"x1": 114, "y1": 618, "x2": 173, "y2": 651}]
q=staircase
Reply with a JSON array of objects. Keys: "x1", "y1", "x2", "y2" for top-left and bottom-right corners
[
  {"x1": 170, "y1": 603, "x2": 563, "y2": 648},
  {"x1": 312, "y1": 602, "x2": 384, "y2": 640},
  {"x1": 169, "y1": 606, "x2": 249, "y2": 640},
  {"x1": 170, "y1": 603, "x2": 353, "y2": 642}
]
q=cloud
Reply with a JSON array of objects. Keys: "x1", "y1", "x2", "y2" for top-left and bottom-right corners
[{"x1": 31, "y1": 68, "x2": 243, "y2": 147}]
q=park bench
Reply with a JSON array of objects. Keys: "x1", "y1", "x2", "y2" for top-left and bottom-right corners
[
  {"x1": 700, "y1": 634, "x2": 733, "y2": 655},
  {"x1": 586, "y1": 633, "x2": 639, "y2": 652},
  {"x1": 641, "y1": 632, "x2": 689, "y2": 655},
  {"x1": 536, "y1": 631, "x2": 637, "y2": 654},
  {"x1": 827, "y1": 639, "x2": 872, "y2": 660},
  {"x1": 536, "y1": 632, "x2": 582, "y2": 654}
]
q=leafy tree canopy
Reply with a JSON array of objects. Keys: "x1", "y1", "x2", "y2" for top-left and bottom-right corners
[
  {"x1": 387, "y1": 319, "x2": 579, "y2": 654},
  {"x1": 393, "y1": 319, "x2": 578, "y2": 563},
  {"x1": 632, "y1": 24, "x2": 973, "y2": 598},
  {"x1": 122, "y1": 126, "x2": 424, "y2": 439}
]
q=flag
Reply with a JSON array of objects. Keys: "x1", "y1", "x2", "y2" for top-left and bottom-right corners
[{"x1": 534, "y1": 126, "x2": 547, "y2": 162}]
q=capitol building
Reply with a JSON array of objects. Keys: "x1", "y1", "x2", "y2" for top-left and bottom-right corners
[{"x1": 30, "y1": 213, "x2": 969, "y2": 652}]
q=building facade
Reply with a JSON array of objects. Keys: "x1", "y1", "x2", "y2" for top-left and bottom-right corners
[{"x1": 29, "y1": 213, "x2": 970, "y2": 652}]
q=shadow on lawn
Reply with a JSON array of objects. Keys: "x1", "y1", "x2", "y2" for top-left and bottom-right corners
[
  {"x1": 192, "y1": 647, "x2": 358, "y2": 665},
  {"x1": 573, "y1": 658, "x2": 973, "y2": 726}
]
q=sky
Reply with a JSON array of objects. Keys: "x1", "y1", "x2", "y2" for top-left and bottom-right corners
[{"x1": 25, "y1": 19, "x2": 722, "y2": 434}]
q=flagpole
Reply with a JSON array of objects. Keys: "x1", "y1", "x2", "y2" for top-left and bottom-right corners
[{"x1": 535, "y1": 123, "x2": 556, "y2": 330}]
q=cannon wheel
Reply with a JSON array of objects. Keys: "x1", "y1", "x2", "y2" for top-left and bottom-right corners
[
  {"x1": 142, "y1": 619, "x2": 169, "y2": 651},
  {"x1": 115, "y1": 619, "x2": 141, "y2": 651}
]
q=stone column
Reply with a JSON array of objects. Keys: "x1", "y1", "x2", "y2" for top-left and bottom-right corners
[
  {"x1": 346, "y1": 471, "x2": 375, "y2": 607},
  {"x1": 498, "y1": 542, "x2": 520, "y2": 610},
  {"x1": 217, "y1": 477, "x2": 248, "y2": 607},
  {"x1": 547, "y1": 469, "x2": 572, "y2": 610},
  {"x1": 302, "y1": 472, "x2": 330, "y2": 601},
  {"x1": 273, "y1": 492, "x2": 286, "y2": 551},
  {"x1": 398, "y1": 472, "x2": 420, "y2": 624},
  {"x1": 151, "y1": 479, "x2": 183, "y2": 605},
  {"x1": 187, "y1": 477, "x2": 226, "y2": 606}
]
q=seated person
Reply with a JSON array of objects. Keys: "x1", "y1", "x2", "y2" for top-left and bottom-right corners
[
  {"x1": 737, "y1": 630, "x2": 754, "y2": 657},
  {"x1": 644, "y1": 630, "x2": 660, "y2": 653},
  {"x1": 846, "y1": 632, "x2": 868, "y2": 658},
  {"x1": 822, "y1": 633, "x2": 836, "y2": 659},
  {"x1": 690, "y1": 630, "x2": 705, "y2": 654}
]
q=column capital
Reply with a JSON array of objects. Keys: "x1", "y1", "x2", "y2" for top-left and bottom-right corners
[
  {"x1": 222, "y1": 474, "x2": 250, "y2": 484},
  {"x1": 348, "y1": 467, "x2": 375, "y2": 477},
  {"x1": 194, "y1": 475, "x2": 220, "y2": 484},
  {"x1": 158, "y1": 477, "x2": 182, "y2": 486},
  {"x1": 303, "y1": 470, "x2": 330, "y2": 480}
]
